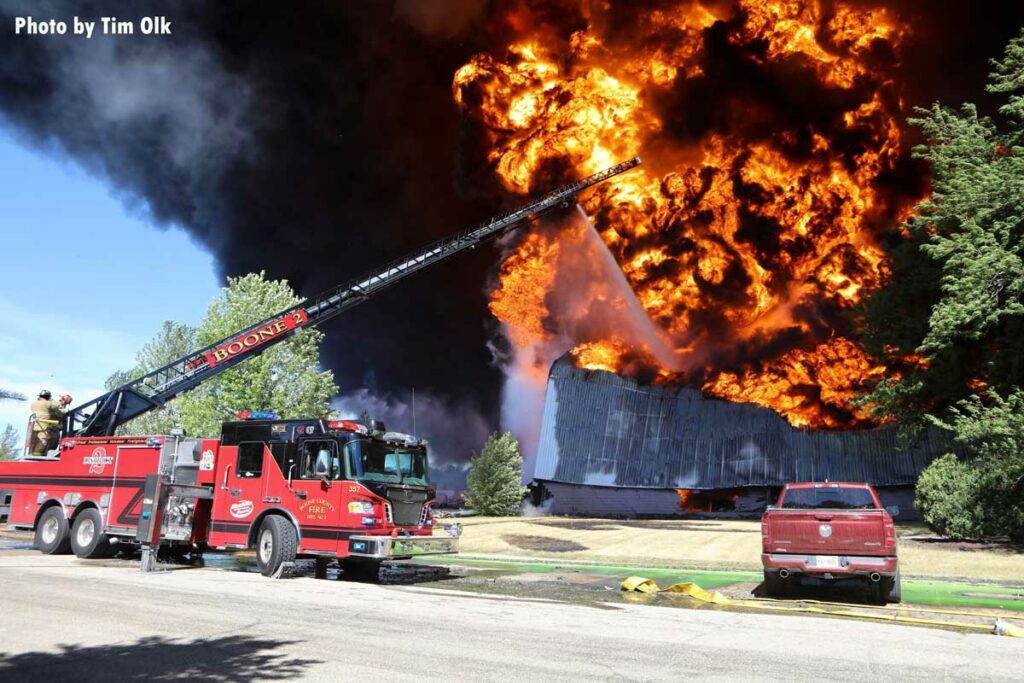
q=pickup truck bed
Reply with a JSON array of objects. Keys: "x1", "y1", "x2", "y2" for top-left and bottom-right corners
[{"x1": 761, "y1": 482, "x2": 900, "y2": 603}]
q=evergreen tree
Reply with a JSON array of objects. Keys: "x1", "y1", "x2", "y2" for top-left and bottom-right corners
[
  {"x1": 464, "y1": 432, "x2": 528, "y2": 516},
  {"x1": 859, "y1": 29, "x2": 1024, "y2": 541},
  {"x1": 0, "y1": 424, "x2": 20, "y2": 460},
  {"x1": 859, "y1": 28, "x2": 1024, "y2": 420}
]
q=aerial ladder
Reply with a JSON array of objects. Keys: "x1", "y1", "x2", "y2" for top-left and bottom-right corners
[{"x1": 63, "y1": 157, "x2": 642, "y2": 439}]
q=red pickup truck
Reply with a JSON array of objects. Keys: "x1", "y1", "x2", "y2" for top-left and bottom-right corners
[{"x1": 761, "y1": 482, "x2": 900, "y2": 603}]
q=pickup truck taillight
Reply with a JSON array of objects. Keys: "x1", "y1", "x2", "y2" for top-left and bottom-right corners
[
  {"x1": 761, "y1": 519, "x2": 770, "y2": 545},
  {"x1": 883, "y1": 514, "x2": 896, "y2": 549}
]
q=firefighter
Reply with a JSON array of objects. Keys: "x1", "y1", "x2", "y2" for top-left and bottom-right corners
[{"x1": 28, "y1": 390, "x2": 71, "y2": 456}]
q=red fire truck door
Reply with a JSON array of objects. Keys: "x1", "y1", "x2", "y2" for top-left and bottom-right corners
[
  {"x1": 211, "y1": 442, "x2": 266, "y2": 540},
  {"x1": 289, "y1": 438, "x2": 345, "y2": 553}
]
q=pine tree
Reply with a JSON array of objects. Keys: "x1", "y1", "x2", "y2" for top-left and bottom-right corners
[
  {"x1": 858, "y1": 29, "x2": 1024, "y2": 541},
  {"x1": 860, "y1": 28, "x2": 1024, "y2": 419},
  {"x1": 0, "y1": 424, "x2": 20, "y2": 461},
  {"x1": 464, "y1": 432, "x2": 528, "y2": 516}
]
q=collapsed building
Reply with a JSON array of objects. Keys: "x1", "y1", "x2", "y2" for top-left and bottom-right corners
[{"x1": 527, "y1": 358, "x2": 952, "y2": 519}]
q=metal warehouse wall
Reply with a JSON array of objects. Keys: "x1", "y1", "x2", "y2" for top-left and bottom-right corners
[
  {"x1": 531, "y1": 359, "x2": 952, "y2": 490},
  {"x1": 539, "y1": 482, "x2": 920, "y2": 519}
]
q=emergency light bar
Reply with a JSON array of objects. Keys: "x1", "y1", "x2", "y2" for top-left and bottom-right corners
[
  {"x1": 326, "y1": 420, "x2": 369, "y2": 434},
  {"x1": 383, "y1": 431, "x2": 421, "y2": 446},
  {"x1": 236, "y1": 411, "x2": 279, "y2": 420}
]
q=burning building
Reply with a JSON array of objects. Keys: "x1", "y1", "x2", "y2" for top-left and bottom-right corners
[
  {"x1": 527, "y1": 357, "x2": 950, "y2": 517},
  {"x1": 451, "y1": 1, "x2": 968, "y2": 514}
]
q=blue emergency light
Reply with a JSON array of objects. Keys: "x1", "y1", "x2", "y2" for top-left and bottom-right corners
[{"x1": 236, "y1": 411, "x2": 279, "y2": 420}]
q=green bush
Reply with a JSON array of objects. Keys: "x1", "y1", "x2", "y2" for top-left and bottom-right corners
[
  {"x1": 914, "y1": 454, "x2": 983, "y2": 540},
  {"x1": 916, "y1": 389, "x2": 1024, "y2": 543},
  {"x1": 465, "y1": 432, "x2": 528, "y2": 516}
]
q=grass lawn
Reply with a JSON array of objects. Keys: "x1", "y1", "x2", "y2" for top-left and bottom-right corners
[{"x1": 444, "y1": 516, "x2": 1024, "y2": 584}]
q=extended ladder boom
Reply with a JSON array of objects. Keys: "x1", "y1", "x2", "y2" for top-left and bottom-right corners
[{"x1": 64, "y1": 157, "x2": 642, "y2": 437}]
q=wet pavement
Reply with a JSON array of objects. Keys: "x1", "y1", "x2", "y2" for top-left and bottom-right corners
[{"x1": 2, "y1": 530, "x2": 1022, "y2": 634}]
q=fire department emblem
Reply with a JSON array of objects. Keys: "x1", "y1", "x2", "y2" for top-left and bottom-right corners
[
  {"x1": 199, "y1": 449, "x2": 215, "y2": 471},
  {"x1": 230, "y1": 500, "x2": 254, "y2": 519},
  {"x1": 83, "y1": 447, "x2": 113, "y2": 475},
  {"x1": 819, "y1": 524, "x2": 833, "y2": 538}
]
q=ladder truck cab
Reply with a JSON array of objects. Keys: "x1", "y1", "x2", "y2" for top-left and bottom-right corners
[
  {"x1": 0, "y1": 158, "x2": 641, "y2": 577},
  {"x1": 207, "y1": 414, "x2": 450, "y2": 576}
]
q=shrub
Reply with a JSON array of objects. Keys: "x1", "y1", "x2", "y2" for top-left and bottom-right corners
[
  {"x1": 917, "y1": 389, "x2": 1024, "y2": 542},
  {"x1": 465, "y1": 432, "x2": 528, "y2": 516},
  {"x1": 914, "y1": 454, "x2": 983, "y2": 540}
]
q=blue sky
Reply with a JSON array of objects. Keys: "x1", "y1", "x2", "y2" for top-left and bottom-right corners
[{"x1": 0, "y1": 129, "x2": 220, "y2": 436}]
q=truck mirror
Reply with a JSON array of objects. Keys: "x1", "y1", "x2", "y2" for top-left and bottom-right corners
[{"x1": 885, "y1": 505, "x2": 900, "y2": 517}]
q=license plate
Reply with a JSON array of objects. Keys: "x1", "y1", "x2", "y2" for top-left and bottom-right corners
[{"x1": 815, "y1": 555, "x2": 841, "y2": 568}]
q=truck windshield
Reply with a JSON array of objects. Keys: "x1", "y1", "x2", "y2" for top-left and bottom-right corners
[
  {"x1": 781, "y1": 487, "x2": 876, "y2": 510},
  {"x1": 350, "y1": 439, "x2": 429, "y2": 486}
]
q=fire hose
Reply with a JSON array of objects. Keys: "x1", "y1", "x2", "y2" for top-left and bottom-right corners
[{"x1": 620, "y1": 576, "x2": 1024, "y2": 638}]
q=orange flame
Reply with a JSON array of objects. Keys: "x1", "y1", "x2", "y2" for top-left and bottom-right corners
[{"x1": 455, "y1": 1, "x2": 917, "y2": 429}]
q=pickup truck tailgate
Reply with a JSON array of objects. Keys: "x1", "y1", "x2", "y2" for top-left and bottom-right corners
[{"x1": 765, "y1": 510, "x2": 888, "y2": 555}]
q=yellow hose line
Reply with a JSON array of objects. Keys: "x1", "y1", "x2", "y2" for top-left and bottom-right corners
[
  {"x1": 620, "y1": 577, "x2": 1024, "y2": 638},
  {"x1": 754, "y1": 594, "x2": 1024, "y2": 622}
]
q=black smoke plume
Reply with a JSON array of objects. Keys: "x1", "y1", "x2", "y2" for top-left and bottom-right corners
[{"x1": 2, "y1": 1, "x2": 1023, "y2": 459}]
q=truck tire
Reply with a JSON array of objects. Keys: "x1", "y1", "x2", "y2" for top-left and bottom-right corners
[
  {"x1": 763, "y1": 570, "x2": 790, "y2": 598},
  {"x1": 879, "y1": 569, "x2": 901, "y2": 604},
  {"x1": 34, "y1": 506, "x2": 71, "y2": 555},
  {"x1": 70, "y1": 508, "x2": 113, "y2": 559},
  {"x1": 255, "y1": 515, "x2": 298, "y2": 578}
]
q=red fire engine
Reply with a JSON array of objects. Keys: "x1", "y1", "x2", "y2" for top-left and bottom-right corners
[{"x1": 0, "y1": 158, "x2": 641, "y2": 578}]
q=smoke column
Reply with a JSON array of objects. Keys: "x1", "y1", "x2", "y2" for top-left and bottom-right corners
[{"x1": 1, "y1": 1, "x2": 1023, "y2": 462}]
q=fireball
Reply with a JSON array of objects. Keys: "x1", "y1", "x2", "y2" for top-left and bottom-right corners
[{"x1": 455, "y1": 1, "x2": 917, "y2": 429}]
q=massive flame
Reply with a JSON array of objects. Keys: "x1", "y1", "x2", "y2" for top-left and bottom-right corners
[{"x1": 454, "y1": 1, "x2": 918, "y2": 429}]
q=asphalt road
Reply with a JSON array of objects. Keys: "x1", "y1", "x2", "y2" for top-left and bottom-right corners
[{"x1": 0, "y1": 551, "x2": 1020, "y2": 681}]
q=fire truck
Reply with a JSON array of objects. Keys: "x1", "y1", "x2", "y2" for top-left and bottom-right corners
[{"x1": 0, "y1": 158, "x2": 641, "y2": 578}]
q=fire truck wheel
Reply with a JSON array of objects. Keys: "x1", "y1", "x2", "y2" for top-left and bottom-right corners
[
  {"x1": 70, "y1": 508, "x2": 113, "y2": 559},
  {"x1": 34, "y1": 506, "x2": 72, "y2": 555},
  {"x1": 255, "y1": 515, "x2": 298, "y2": 577}
]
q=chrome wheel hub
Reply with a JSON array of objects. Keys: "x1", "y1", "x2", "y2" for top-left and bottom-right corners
[
  {"x1": 76, "y1": 518, "x2": 95, "y2": 548},
  {"x1": 41, "y1": 516, "x2": 59, "y2": 545},
  {"x1": 259, "y1": 529, "x2": 274, "y2": 564}
]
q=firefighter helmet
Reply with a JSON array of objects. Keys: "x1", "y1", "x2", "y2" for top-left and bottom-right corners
[{"x1": 38, "y1": 390, "x2": 51, "y2": 400}]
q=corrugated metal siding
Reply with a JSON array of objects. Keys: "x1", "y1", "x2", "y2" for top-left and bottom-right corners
[
  {"x1": 532, "y1": 359, "x2": 952, "y2": 490},
  {"x1": 542, "y1": 482, "x2": 920, "y2": 519},
  {"x1": 543, "y1": 482, "x2": 686, "y2": 517}
]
